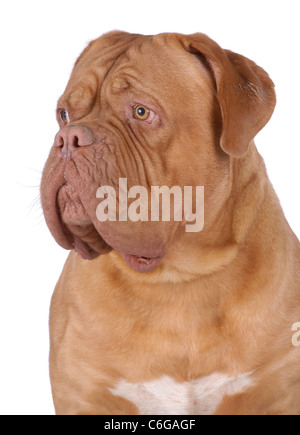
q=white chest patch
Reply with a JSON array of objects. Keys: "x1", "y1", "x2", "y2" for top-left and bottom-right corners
[{"x1": 109, "y1": 372, "x2": 253, "y2": 415}]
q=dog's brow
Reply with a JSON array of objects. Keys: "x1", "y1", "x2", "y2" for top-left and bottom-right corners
[
  {"x1": 68, "y1": 86, "x2": 95, "y2": 111},
  {"x1": 110, "y1": 78, "x2": 130, "y2": 93}
]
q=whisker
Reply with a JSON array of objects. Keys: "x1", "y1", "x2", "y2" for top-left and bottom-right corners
[
  {"x1": 17, "y1": 166, "x2": 42, "y2": 188},
  {"x1": 26, "y1": 167, "x2": 42, "y2": 174},
  {"x1": 17, "y1": 181, "x2": 41, "y2": 189},
  {"x1": 25, "y1": 193, "x2": 43, "y2": 219},
  {"x1": 25, "y1": 217, "x2": 45, "y2": 230}
]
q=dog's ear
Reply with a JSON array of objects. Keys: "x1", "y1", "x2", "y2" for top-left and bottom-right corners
[{"x1": 181, "y1": 33, "x2": 276, "y2": 158}]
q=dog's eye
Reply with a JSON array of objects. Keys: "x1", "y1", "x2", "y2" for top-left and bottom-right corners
[
  {"x1": 59, "y1": 110, "x2": 69, "y2": 125},
  {"x1": 133, "y1": 105, "x2": 151, "y2": 121}
]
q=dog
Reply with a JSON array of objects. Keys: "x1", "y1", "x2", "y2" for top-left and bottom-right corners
[{"x1": 41, "y1": 31, "x2": 300, "y2": 415}]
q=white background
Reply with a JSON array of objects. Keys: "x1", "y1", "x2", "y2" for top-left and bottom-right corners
[{"x1": 0, "y1": 0, "x2": 299, "y2": 415}]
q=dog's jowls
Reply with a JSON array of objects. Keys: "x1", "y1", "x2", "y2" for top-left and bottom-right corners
[{"x1": 41, "y1": 31, "x2": 300, "y2": 415}]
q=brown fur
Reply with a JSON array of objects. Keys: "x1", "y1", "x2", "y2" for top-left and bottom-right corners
[{"x1": 41, "y1": 31, "x2": 300, "y2": 415}]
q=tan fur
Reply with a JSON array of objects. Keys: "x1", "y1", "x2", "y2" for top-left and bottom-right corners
[{"x1": 42, "y1": 31, "x2": 300, "y2": 415}]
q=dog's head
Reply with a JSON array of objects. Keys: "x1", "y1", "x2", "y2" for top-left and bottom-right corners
[{"x1": 41, "y1": 31, "x2": 276, "y2": 273}]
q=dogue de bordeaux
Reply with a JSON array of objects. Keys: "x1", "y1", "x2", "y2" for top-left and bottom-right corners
[{"x1": 41, "y1": 31, "x2": 300, "y2": 415}]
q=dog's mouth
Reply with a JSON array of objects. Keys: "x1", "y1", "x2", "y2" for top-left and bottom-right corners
[
  {"x1": 56, "y1": 183, "x2": 112, "y2": 260},
  {"x1": 42, "y1": 179, "x2": 164, "y2": 271}
]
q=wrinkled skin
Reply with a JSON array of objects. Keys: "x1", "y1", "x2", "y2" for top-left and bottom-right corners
[{"x1": 41, "y1": 32, "x2": 229, "y2": 272}]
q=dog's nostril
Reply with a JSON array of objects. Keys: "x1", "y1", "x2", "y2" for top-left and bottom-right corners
[
  {"x1": 71, "y1": 135, "x2": 80, "y2": 149},
  {"x1": 54, "y1": 133, "x2": 64, "y2": 148}
]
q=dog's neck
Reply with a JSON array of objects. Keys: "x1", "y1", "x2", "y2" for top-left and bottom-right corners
[
  {"x1": 109, "y1": 142, "x2": 293, "y2": 288},
  {"x1": 161, "y1": 143, "x2": 271, "y2": 277}
]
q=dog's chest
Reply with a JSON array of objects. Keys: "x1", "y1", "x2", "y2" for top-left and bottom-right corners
[{"x1": 109, "y1": 372, "x2": 253, "y2": 415}]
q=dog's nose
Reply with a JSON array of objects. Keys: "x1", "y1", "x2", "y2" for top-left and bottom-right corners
[{"x1": 54, "y1": 125, "x2": 95, "y2": 157}]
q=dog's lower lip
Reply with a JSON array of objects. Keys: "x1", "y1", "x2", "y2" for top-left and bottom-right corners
[
  {"x1": 73, "y1": 236, "x2": 99, "y2": 261},
  {"x1": 122, "y1": 253, "x2": 163, "y2": 273}
]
